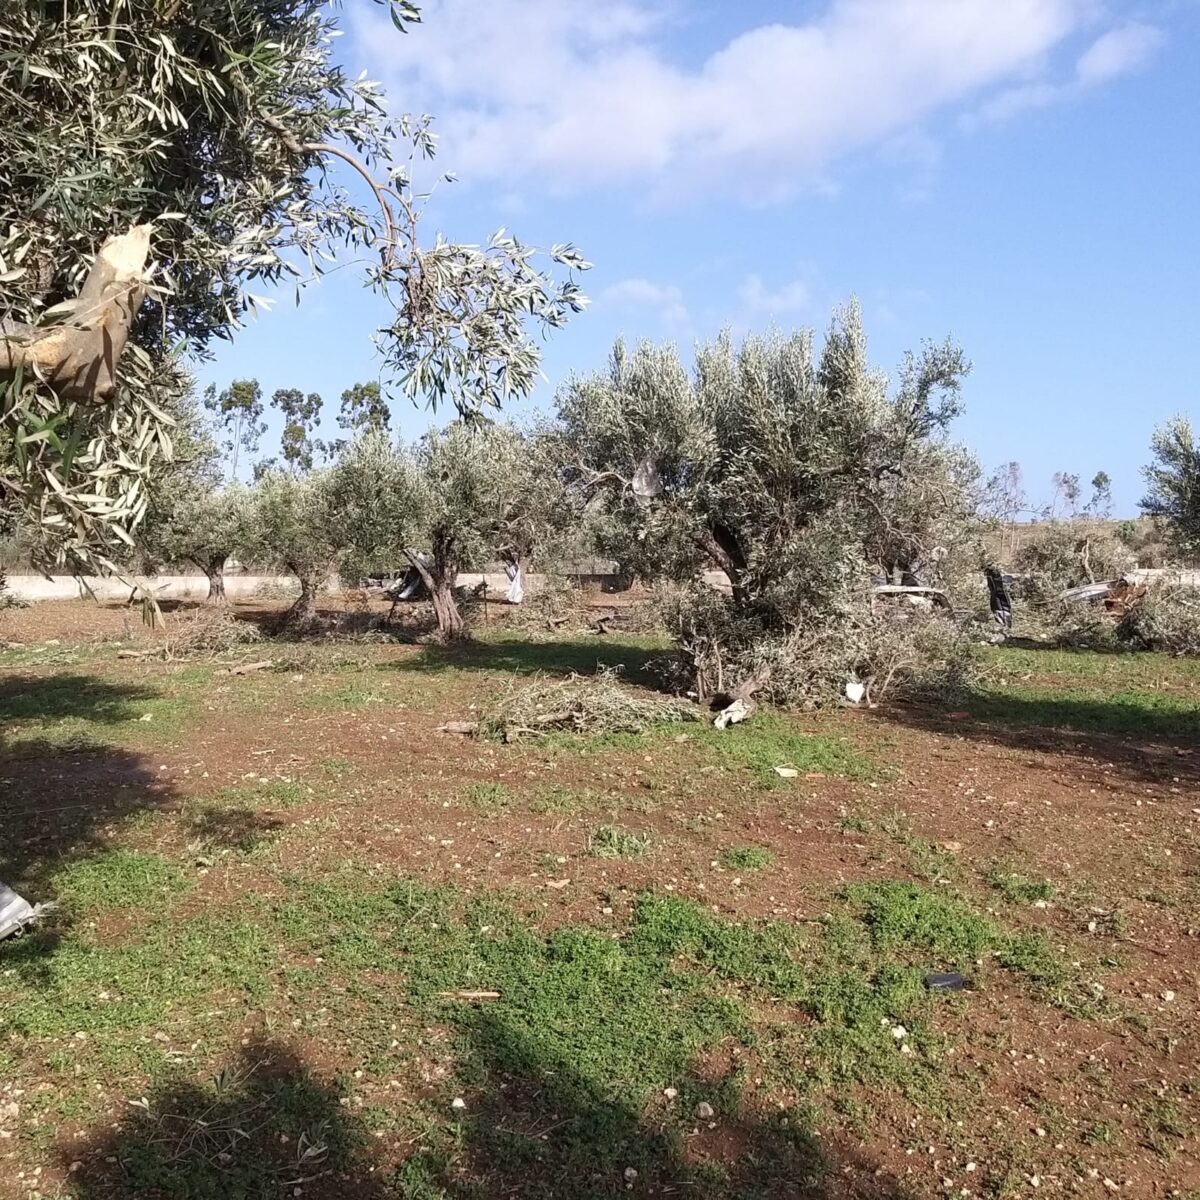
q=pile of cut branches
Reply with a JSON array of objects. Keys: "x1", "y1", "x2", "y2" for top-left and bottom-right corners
[
  {"x1": 118, "y1": 606, "x2": 263, "y2": 662},
  {"x1": 478, "y1": 667, "x2": 697, "y2": 742}
]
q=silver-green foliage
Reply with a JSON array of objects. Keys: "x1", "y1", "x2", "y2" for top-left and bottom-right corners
[
  {"x1": 557, "y1": 304, "x2": 977, "y2": 700},
  {"x1": 1, "y1": 0, "x2": 586, "y2": 569},
  {"x1": 1141, "y1": 416, "x2": 1200, "y2": 559}
]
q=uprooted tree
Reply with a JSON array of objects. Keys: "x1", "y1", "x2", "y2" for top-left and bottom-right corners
[
  {"x1": 0, "y1": 0, "x2": 587, "y2": 578},
  {"x1": 556, "y1": 306, "x2": 980, "y2": 704}
]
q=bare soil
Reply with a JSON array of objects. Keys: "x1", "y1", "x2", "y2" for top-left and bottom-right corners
[{"x1": 2, "y1": 598, "x2": 1197, "y2": 1199}]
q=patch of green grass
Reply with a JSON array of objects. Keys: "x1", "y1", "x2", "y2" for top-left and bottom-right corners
[
  {"x1": 847, "y1": 881, "x2": 1070, "y2": 990},
  {"x1": 1082, "y1": 1118, "x2": 1117, "y2": 1146},
  {"x1": 461, "y1": 780, "x2": 515, "y2": 809},
  {"x1": 394, "y1": 631, "x2": 669, "y2": 687},
  {"x1": 528, "y1": 785, "x2": 651, "y2": 815},
  {"x1": 968, "y1": 647, "x2": 1200, "y2": 740},
  {"x1": 182, "y1": 801, "x2": 285, "y2": 856},
  {"x1": 0, "y1": 671, "x2": 192, "y2": 751},
  {"x1": 6, "y1": 913, "x2": 272, "y2": 1044},
  {"x1": 211, "y1": 777, "x2": 311, "y2": 809},
  {"x1": 53, "y1": 850, "x2": 188, "y2": 913},
  {"x1": 689, "y1": 713, "x2": 874, "y2": 787},
  {"x1": 305, "y1": 678, "x2": 393, "y2": 711},
  {"x1": 879, "y1": 813, "x2": 960, "y2": 883},
  {"x1": 72, "y1": 1047, "x2": 367, "y2": 1200},
  {"x1": 1140, "y1": 1097, "x2": 1187, "y2": 1159},
  {"x1": 388, "y1": 883, "x2": 747, "y2": 1140},
  {"x1": 987, "y1": 863, "x2": 1055, "y2": 905},
  {"x1": 720, "y1": 844, "x2": 774, "y2": 871},
  {"x1": 588, "y1": 824, "x2": 651, "y2": 859}
]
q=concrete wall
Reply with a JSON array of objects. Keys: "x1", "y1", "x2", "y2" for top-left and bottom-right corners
[
  {"x1": 4, "y1": 574, "x2": 298, "y2": 603},
  {"x1": 5, "y1": 568, "x2": 734, "y2": 605}
]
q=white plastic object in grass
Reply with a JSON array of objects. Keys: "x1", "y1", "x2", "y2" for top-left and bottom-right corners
[{"x1": 0, "y1": 882, "x2": 55, "y2": 940}]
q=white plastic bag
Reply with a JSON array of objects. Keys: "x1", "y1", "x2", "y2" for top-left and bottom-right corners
[
  {"x1": 504, "y1": 562, "x2": 524, "y2": 605},
  {"x1": 0, "y1": 883, "x2": 36, "y2": 941}
]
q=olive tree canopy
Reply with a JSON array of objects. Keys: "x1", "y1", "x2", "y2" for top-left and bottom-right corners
[
  {"x1": 402, "y1": 422, "x2": 569, "y2": 639},
  {"x1": 0, "y1": 0, "x2": 587, "y2": 572},
  {"x1": 1142, "y1": 416, "x2": 1200, "y2": 558},
  {"x1": 556, "y1": 306, "x2": 975, "y2": 701}
]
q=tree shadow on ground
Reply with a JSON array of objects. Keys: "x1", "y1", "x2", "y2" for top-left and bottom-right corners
[
  {"x1": 0, "y1": 739, "x2": 175, "y2": 896},
  {"x1": 0, "y1": 674, "x2": 159, "y2": 727},
  {"x1": 875, "y1": 694, "x2": 1200, "y2": 788},
  {"x1": 392, "y1": 638, "x2": 668, "y2": 689},
  {"x1": 60, "y1": 1031, "x2": 910, "y2": 1200},
  {"x1": 181, "y1": 801, "x2": 285, "y2": 855}
]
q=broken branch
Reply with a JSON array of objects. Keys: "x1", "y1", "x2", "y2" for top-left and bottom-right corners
[{"x1": 0, "y1": 226, "x2": 153, "y2": 402}]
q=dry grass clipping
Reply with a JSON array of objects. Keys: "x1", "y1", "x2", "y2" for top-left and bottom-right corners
[{"x1": 479, "y1": 667, "x2": 698, "y2": 742}]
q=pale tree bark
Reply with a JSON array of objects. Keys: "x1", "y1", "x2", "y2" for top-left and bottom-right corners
[{"x1": 1, "y1": 226, "x2": 153, "y2": 402}]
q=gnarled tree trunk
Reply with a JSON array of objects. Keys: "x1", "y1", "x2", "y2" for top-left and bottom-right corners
[
  {"x1": 405, "y1": 549, "x2": 464, "y2": 640},
  {"x1": 1, "y1": 226, "x2": 152, "y2": 402},
  {"x1": 193, "y1": 554, "x2": 228, "y2": 603},
  {"x1": 280, "y1": 565, "x2": 327, "y2": 631}
]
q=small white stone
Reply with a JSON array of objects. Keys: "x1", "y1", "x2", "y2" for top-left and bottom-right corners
[
  {"x1": 696, "y1": 1101, "x2": 715, "y2": 1120},
  {"x1": 663, "y1": 1087, "x2": 678, "y2": 1100},
  {"x1": 451, "y1": 1097, "x2": 466, "y2": 1110},
  {"x1": 624, "y1": 1167, "x2": 639, "y2": 1182},
  {"x1": 1162, "y1": 990, "x2": 1175, "y2": 1002}
]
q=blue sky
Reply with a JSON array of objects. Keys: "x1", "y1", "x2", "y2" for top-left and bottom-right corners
[{"x1": 196, "y1": 0, "x2": 1200, "y2": 515}]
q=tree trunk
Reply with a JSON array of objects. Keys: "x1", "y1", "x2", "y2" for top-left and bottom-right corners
[
  {"x1": 201, "y1": 555, "x2": 228, "y2": 603},
  {"x1": 431, "y1": 577, "x2": 465, "y2": 639},
  {"x1": 281, "y1": 566, "x2": 325, "y2": 630},
  {"x1": 694, "y1": 524, "x2": 748, "y2": 608},
  {"x1": 0, "y1": 226, "x2": 153, "y2": 402},
  {"x1": 405, "y1": 549, "x2": 464, "y2": 640}
]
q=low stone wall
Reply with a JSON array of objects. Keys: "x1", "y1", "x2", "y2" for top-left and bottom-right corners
[
  {"x1": 3, "y1": 574, "x2": 297, "y2": 603},
  {"x1": 5, "y1": 568, "x2": 733, "y2": 604}
]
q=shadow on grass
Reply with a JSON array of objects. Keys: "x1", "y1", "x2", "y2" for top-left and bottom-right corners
[
  {"x1": 60, "y1": 1031, "x2": 909, "y2": 1200},
  {"x1": 183, "y1": 802, "x2": 285, "y2": 854},
  {"x1": 0, "y1": 739, "x2": 175, "y2": 899},
  {"x1": 877, "y1": 690, "x2": 1200, "y2": 786},
  {"x1": 0, "y1": 674, "x2": 159, "y2": 727},
  {"x1": 393, "y1": 637, "x2": 668, "y2": 689}
]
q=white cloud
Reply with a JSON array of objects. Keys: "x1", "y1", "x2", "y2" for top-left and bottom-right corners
[
  {"x1": 967, "y1": 20, "x2": 1163, "y2": 126},
  {"x1": 351, "y1": 0, "x2": 1158, "y2": 203},
  {"x1": 602, "y1": 278, "x2": 690, "y2": 330},
  {"x1": 1075, "y1": 22, "x2": 1163, "y2": 86},
  {"x1": 737, "y1": 274, "x2": 811, "y2": 317}
]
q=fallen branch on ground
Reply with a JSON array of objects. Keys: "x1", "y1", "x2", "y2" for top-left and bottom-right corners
[{"x1": 221, "y1": 660, "x2": 274, "y2": 676}]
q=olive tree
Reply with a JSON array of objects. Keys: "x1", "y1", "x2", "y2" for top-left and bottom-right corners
[
  {"x1": 156, "y1": 486, "x2": 257, "y2": 602},
  {"x1": 0, "y1": 0, "x2": 587, "y2": 574},
  {"x1": 403, "y1": 422, "x2": 569, "y2": 639},
  {"x1": 556, "y1": 306, "x2": 973, "y2": 701},
  {"x1": 125, "y1": 368, "x2": 259, "y2": 599},
  {"x1": 252, "y1": 432, "x2": 412, "y2": 627},
  {"x1": 1142, "y1": 416, "x2": 1200, "y2": 558}
]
